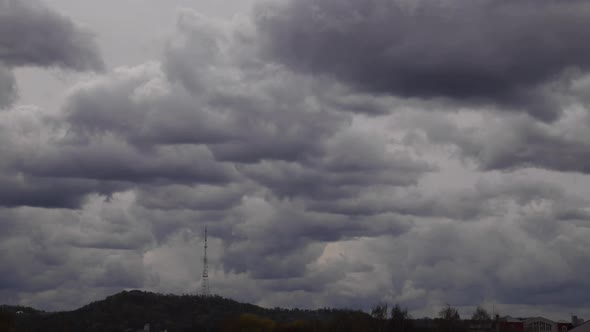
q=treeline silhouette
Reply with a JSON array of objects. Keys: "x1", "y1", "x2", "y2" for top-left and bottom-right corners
[{"x1": 0, "y1": 291, "x2": 485, "y2": 332}]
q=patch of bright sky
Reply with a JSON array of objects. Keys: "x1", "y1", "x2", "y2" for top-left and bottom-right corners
[{"x1": 15, "y1": 0, "x2": 261, "y2": 110}]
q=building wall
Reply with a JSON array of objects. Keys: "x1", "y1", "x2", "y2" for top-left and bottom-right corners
[
  {"x1": 557, "y1": 323, "x2": 573, "y2": 332},
  {"x1": 501, "y1": 322, "x2": 524, "y2": 331},
  {"x1": 524, "y1": 318, "x2": 556, "y2": 332},
  {"x1": 570, "y1": 321, "x2": 590, "y2": 332}
]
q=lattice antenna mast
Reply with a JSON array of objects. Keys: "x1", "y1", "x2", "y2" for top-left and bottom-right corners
[{"x1": 201, "y1": 227, "x2": 210, "y2": 296}]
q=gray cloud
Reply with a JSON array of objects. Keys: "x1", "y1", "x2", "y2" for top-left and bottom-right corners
[
  {"x1": 410, "y1": 110, "x2": 590, "y2": 174},
  {"x1": 7, "y1": 172, "x2": 590, "y2": 314},
  {"x1": 4, "y1": 0, "x2": 590, "y2": 321},
  {"x1": 256, "y1": 0, "x2": 590, "y2": 121},
  {"x1": 0, "y1": 173, "x2": 126, "y2": 209},
  {"x1": 18, "y1": 140, "x2": 238, "y2": 185},
  {"x1": 0, "y1": 7, "x2": 435, "y2": 302},
  {"x1": 0, "y1": 0, "x2": 103, "y2": 110},
  {"x1": 350, "y1": 179, "x2": 590, "y2": 314},
  {"x1": 135, "y1": 184, "x2": 249, "y2": 211},
  {"x1": 0, "y1": 105, "x2": 237, "y2": 208},
  {"x1": 241, "y1": 128, "x2": 435, "y2": 205},
  {"x1": 39, "y1": 8, "x2": 432, "y2": 214},
  {"x1": 0, "y1": 64, "x2": 16, "y2": 107},
  {"x1": 0, "y1": 107, "x2": 128, "y2": 208},
  {"x1": 0, "y1": 0, "x2": 104, "y2": 71},
  {"x1": 0, "y1": 197, "x2": 151, "y2": 309},
  {"x1": 64, "y1": 63, "x2": 239, "y2": 146}
]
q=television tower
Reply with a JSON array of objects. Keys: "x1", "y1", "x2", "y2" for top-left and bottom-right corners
[{"x1": 201, "y1": 227, "x2": 210, "y2": 296}]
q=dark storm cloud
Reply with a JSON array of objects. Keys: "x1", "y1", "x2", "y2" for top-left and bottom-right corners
[
  {"x1": 0, "y1": 5, "x2": 431, "y2": 216},
  {"x1": 92, "y1": 257, "x2": 146, "y2": 288},
  {"x1": 475, "y1": 124, "x2": 590, "y2": 173},
  {"x1": 0, "y1": 0, "x2": 104, "y2": 71},
  {"x1": 135, "y1": 184, "x2": 248, "y2": 211},
  {"x1": 0, "y1": 0, "x2": 103, "y2": 110},
  {"x1": 63, "y1": 63, "x2": 239, "y2": 146},
  {"x1": 208, "y1": 109, "x2": 344, "y2": 163},
  {"x1": 0, "y1": 5, "x2": 438, "y2": 292},
  {"x1": 18, "y1": 141, "x2": 238, "y2": 185},
  {"x1": 48, "y1": 6, "x2": 434, "y2": 219},
  {"x1": 305, "y1": 176, "x2": 568, "y2": 220},
  {"x1": 0, "y1": 196, "x2": 152, "y2": 303},
  {"x1": 0, "y1": 105, "x2": 236, "y2": 209},
  {"x1": 0, "y1": 65, "x2": 16, "y2": 107},
  {"x1": 0, "y1": 107, "x2": 129, "y2": 208},
  {"x1": 7, "y1": 2, "x2": 590, "y2": 317},
  {"x1": 256, "y1": 0, "x2": 590, "y2": 121},
  {"x1": 0, "y1": 174, "x2": 125, "y2": 208},
  {"x1": 216, "y1": 193, "x2": 414, "y2": 281},
  {"x1": 162, "y1": 12, "x2": 352, "y2": 162},
  {"x1": 241, "y1": 129, "x2": 435, "y2": 204},
  {"x1": 415, "y1": 112, "x2": 590, "y2": 174},
  {"x1": 366, "y1": 179, "x2": 590, "y2": 310}
]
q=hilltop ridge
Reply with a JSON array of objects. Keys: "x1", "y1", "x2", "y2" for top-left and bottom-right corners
[{"x1": 3, "y1": 290, "x2": 371, "y2": 332}]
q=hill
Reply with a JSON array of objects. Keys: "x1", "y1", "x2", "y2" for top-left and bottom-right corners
[{"x1": 3, "y1": 290, "x2": 373, "y2": 332}]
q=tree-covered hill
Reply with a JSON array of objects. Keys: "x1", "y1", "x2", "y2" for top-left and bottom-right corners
[{"x1": 4, "y1": 290, "x2": 373, "y2": 332}]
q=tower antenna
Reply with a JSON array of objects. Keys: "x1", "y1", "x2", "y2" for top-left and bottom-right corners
[{"x1": 201, "y1": 227, "x2": 210, "y2": 296}]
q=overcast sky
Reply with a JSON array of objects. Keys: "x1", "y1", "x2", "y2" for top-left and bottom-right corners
[{"x1": 2, "y1": 0, "x2": 590, "y2": 321}]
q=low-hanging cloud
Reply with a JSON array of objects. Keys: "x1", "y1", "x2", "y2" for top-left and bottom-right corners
[
  {"x1": 0, "y1": 65, "x2": 16, "y2": 108},
  {"x1": 412, "y1": 109, "x2": 590, "y2": 174},
  {"x1": 0, "y1": 0, "x2": 103, "y2": 109},
  {"x1": 0, "y1": 10, "x2": 435, "y2": 295},
  {"x1": 0, "y1": 0, "x2": 104, "y2": 71},
  {"x1": 4, "y1": 0, "x2": 590, "y2": 320},
  {"x1": 256, "y1": 0, "x2": 590, "y2": 121}
]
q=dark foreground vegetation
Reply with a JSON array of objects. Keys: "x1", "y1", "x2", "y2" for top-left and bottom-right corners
[{"x1": 1, "y1": 290, "x2": 490, "y2": 332}]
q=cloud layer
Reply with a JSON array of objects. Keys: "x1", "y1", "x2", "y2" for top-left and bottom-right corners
[
  {"x1": 0, "y1": 0, "x2": 103, "y2": 108},
  {"x1": 0, "y1": 0, "x2": 103, "y2": 71},
  {"x1": 2, "y1": 0, "x2": 590, "y2": 321},
  {"x1": 256, "y1": 0, "x2": 590, "y2": 121}
]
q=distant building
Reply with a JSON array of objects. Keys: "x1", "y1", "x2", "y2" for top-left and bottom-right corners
[
  {"x1": 413, "y1": 317, "x2": 437, "y2": 331},
  {"x1": 557, "y1": 321, "x2": 573, "y2": 332},
  {"x1": 570, "y1": 320, "x2": 590, "y2": 332},
  {"x1": 499, "y1": 316, "x2": 524, "y2": 331},
  {"x1": 524, "y1": 317, "x2": 557, "y2": 331},
  {"x1": 573, "y1": 316, "x2": 586, "y2": 327},
  {"x1": 467, "y1": 319, "x2": 494, "y2": 332}
]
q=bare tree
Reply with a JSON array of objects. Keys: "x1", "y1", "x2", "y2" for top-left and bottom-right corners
[
  {"x1": 438, "y1": 304, "x2": 464, "y2": 332},
  {"x1": 390, "y1": 304, "x2": 412, "y2": 332},
  {"x1": 471, "y1": 306, "x2": 491, "y2": 321},
  {"x1": 371, "y1": 303, "x2": 389, "y2": 332}
]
